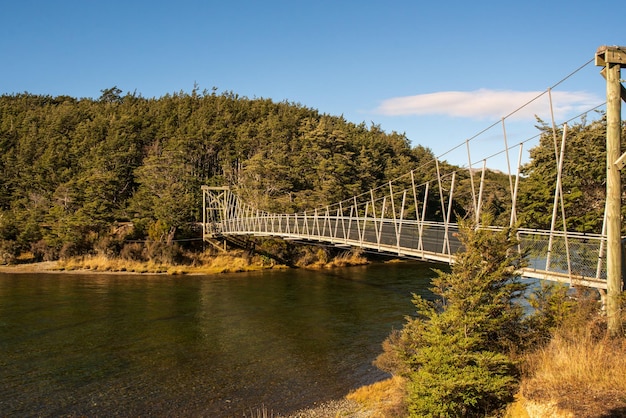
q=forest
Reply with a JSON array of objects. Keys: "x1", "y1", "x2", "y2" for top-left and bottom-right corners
[{"x1": 0, "y1": 87, "x2": 623, "y2": 264}]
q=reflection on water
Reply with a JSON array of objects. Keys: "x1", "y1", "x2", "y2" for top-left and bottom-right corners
[{"x1": 0, "y1": 261, "x2": 438, "y2": 416}]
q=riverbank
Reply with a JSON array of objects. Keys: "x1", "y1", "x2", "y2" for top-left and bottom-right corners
[{"x1": 0, "y1": 248, "x2": 370, "y2": 276}]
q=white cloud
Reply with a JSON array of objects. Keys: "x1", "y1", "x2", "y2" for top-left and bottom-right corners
[{"x1": 375, "y1": 89, "x2": 602, "y2": 121}]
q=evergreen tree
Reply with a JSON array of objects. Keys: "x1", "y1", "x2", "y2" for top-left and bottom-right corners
[{"x1": 382, "y1": 219, "x2": 526, "y2": 417}]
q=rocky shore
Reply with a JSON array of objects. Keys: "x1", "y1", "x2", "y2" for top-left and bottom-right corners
[{"x1": 285, "y1": 399, "x2": 371, "y2": 417}]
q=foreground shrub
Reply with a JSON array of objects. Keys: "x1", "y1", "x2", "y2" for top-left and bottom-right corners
[{"x1": 377, "y1": 219, "x2": 527, "y2": 417}]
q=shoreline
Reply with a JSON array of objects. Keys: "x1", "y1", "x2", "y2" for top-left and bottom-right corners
[
  {"x1": 0, "y1": 259, "x2": 286, "y2": 276},
  {"x1": 0, "y1": 261, "x2": 61, "y2": 273},
  {"x1": 0, "y1": 251, "x2": 373, "y2": 276}
]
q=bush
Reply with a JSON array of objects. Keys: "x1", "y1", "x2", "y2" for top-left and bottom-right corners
[
  {"x1": 94, "y1": 236, "x2": 124, "y2": 258},
  {"x1": 120, "y1": 242, "x2": 145, "y2": 261},
  {"x1": 143, "y1": 241, "x2": 187, "y2": 265},
  {"x1": 30, "y1": 239, "x2": 58, "y2": 262},
  {"x1": 0, "y1": 239, "x2": 19, "y2": 264},
  {"x1": 378, "y1": 219, "x2": 527, "y2": 417}
]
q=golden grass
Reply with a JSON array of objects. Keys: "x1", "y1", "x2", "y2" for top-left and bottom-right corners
[
  {"x1": 326, "y1": 249, "x2": 368, "y2": 268},
  {"x1": 27, "y1": 246, "x2": 368, "y2": 275},
  {"x1": 300, "y1": 249, "x2": 369, "y2": 269},
  {"x1": 521, "y1": 327, "x2": 626, "y2": 417},
  {"x1": 346, "y1": 376, "x2": 407, "y2": 418},
  {"x1": 55, "y1": 252, "x2": 287, "y2": 275}
]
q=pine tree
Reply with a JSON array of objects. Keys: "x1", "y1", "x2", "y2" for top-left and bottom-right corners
[{"x1": 394, "y1": 219, "x2": 527, "y2": 417}]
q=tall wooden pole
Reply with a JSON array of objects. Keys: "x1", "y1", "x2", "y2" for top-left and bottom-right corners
[{"x1": 596, "y1": 46, "x2": 625, "y2": 337}]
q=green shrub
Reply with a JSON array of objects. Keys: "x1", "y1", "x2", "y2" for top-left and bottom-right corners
[{"x1": 380, "y1": 218, "x2": 527, "y2": 417}]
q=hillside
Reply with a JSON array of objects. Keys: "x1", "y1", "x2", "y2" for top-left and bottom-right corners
[{"x1": 0, "y1": 88, "x2": 435, "y2": 261}]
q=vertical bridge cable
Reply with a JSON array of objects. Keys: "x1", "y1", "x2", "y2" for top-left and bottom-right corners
[
  {"x1": 466, "y1": 139, "x2": 478, "y2": 219},
  {"x1": 476, "y1": 160, "x2": 486, "y2": 226},
  {"x1": 335, "y1": 204, "x2": 343, "y2": 243},
  {"x1": 444, "y1": 172, "x2": 456, "y2": 260},
  {"x1": 410, "y1": 170, "x2": 425, "y2": 254},
  {"x1": 557, "y1": 125, "x2": 573, "y2": 281},
  {"x1": 388, "y1": 182, "x2": 399, "y2": 253},
  {"x1": 548, "y1": 89, "x2": 570, "y2": 246},
  {"x1": 435, "y1": 159, "x2": 452, "y2": 255},
  {"x1": 378, "y1": 195, "x2": 387, "y2": 251},
  {"x1": 510, "y1": 144, "x2": 523, "y2": 228},
  {"x1": 369, "y1": 189, "x2": 382, "y2": 248},
  {"x1": 398, "y1": 190, "x2": 407, "y2": 254},
  {"x1": 546, "y1": 124, "x2": 570, "y2": 278},
  {"x1": 419, "y1": 182, "x2": 430, "y2": 256},
  {"x1": 435, "y1": 159, "x2": 446, "y2": 227},
  {"x1": 597, "y1": 208, "x2": 608, "y2": 281},
  {"x1": 361, "y1": 201, "x2": 370, "y2": 246},
  {"x1": 501, "y1": 119, "x2": 517, "y2": 224}
]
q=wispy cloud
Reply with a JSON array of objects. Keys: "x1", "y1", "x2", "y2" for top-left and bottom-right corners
[{"x1": 375, "y1": 89, "x2": 602, "y2": 121}]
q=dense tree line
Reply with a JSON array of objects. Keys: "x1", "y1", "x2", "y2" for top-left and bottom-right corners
[
  {"x1": 0, "y1": 88, "x2": 434, "y2": 261},
  {"x1": 0, "y1": 88, "x2": 621, "y2": 263}
]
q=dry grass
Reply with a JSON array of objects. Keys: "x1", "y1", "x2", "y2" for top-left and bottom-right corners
[
  {"x1": 346, "y1": 376, "x2": 407, "y2": 418},
  {"x1": 55, "y1": 251, "x2": 287, "y2": 275},
  {"x1": 521, "y1": 323, "x2": 626, "y2": 417},
  {"x1": 323, "y1": 249, "x2": 369, "y2": 268},
  {"x1": 299, "y1": 248, "x2": 369, "y2": 269},
  {"x1": 15, "y1": 246, "x2": 367, "y2": 275}
]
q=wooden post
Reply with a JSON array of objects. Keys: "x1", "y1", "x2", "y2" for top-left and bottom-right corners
[{"x1": 596, "y1": 46, "x2": 626, "y2": 337}]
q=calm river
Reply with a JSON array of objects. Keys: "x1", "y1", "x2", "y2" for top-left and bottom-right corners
[{"x1": 0, "y1": 261, "x2": 440, "y2": 417}]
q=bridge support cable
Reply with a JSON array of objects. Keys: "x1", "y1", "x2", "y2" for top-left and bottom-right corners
[
  {"x1": 369, "y1": 190, "x2": 381, "y2": 249},
  {"x1": 512, "y1": 144, "x2": 524, "y2": 256},
  {"x1": 353, "y1": 197, "x2": 363, "y2": 246},
  {"x1": 357, "y1": 202, "x2": 370, "y2": 247},
  {"x1": 546, "y1": 124, "x2": 571, "y2": 279},
  {"x1": 510, "y1": 144, "x2": 523, "y2": 228},
  {"x1": 410, "y1": 170, "x2": 424, "y2": 254},
  {"x1": 547, "y1": 93, "x2": 572, "y2": 278},
  {"x1": 398, "y1": 190, "x2": 408, "y2": 255},
  {"x1": 388, "y1": 183, "x2": 397, "y2": 252},
  {"x1": 322, "y1": 206, "x2": 330, "y2": 240},
  {"x1": 466, "y1": 139, "x2": 478, "y2": 219},
  {"x1": 313, "y1": 209, "x2": 322, "y2": 237},
  {"x1": 378, "y1": 196, "x2": 387, "y2": 251},
  {"x1": 334, "y1": 205, "x2": 341, "y2": 244},
  {"x1": 419, "y1": 182, "x2": 430, "y2": 257},
  {"x1": 444, "y1": 172, "x2": 456, "y2": 260},
  {"x1": 339, "y1": 203, "x2": 348, "y2": 245},
  {"x1": 597, "y1": 209, "x2": 608, "y2": 281},
  {"x1": 303, "y1": 211, "x2": 309, "y2": 236},
  {"x1": 435, "y1": 160, "x2": 451, "y2": 256},
  {"x1": 476, "y1": 161, "x2": 486, "y2": 226},
  {"x1": 501, "y1": 119, "x2": 524, "y2": 229}
]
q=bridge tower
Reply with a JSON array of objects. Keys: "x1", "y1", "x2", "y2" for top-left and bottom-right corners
[
  {"x1": 596, "y1": 45, "x2": 626, "y2": 336},
  {"x1": 201, "y1": 186, "x2": 231, "y2": 251}
]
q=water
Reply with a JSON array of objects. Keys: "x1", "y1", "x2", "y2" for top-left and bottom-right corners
[{"x1": 0, "y1": 261, "x2": 439, "y2": 417}]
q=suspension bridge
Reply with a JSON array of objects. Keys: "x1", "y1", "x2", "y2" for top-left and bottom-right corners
[{"x1": 201, "y1": 46, "x2": 625, "y2": 295}]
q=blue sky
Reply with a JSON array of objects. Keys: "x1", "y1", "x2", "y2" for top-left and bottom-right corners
[{"x1": 1, "y1": 0, "x2": 622, "y2": 171}]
